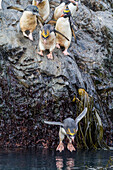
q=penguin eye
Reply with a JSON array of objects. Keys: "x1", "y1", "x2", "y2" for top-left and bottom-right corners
[{"x1": 33, "y1": 7, "x2": 38, "y2": 12}]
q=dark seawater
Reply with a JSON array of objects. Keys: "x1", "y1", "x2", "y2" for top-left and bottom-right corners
[{"x1": 0, "y1": 148, "x2": 113, "y2": 170}]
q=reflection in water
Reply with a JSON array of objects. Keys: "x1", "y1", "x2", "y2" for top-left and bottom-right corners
[
  {"x1": 56, "y1": 157, "x2": 75, "y2": 170},
  {"x1": 66, "y1": 158, "x2": 75, "y2": 169},
  {"x1": 0, "y1": 148, "x2": 113, "y2": 170},
  {"x1": 56, "y1": 156, "x2": 63, "y2": 170}
]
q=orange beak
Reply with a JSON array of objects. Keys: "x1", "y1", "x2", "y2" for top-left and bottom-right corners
[{"x1": 60, "y1": 14, "x2": 64, "y2": 17}]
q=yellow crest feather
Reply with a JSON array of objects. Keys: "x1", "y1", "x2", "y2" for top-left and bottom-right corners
[
  {"x1": 67, "y1": 128, "x2": 76, "y2": 136},
  {"x1": 41, "y1": 29, "x2": 50, "y2": 38}
]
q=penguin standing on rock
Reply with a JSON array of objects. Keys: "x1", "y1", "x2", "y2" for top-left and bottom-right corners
[
  {"x1": 55, "y1": 6, "x2": 73, "y2": 56},
  {"x1": 37, "y1": 24, "x2": 69, "y2": 59},
  {"x1": 7, "y1": 5, "x2": 43, "y2": 41},
  {"x1": 32, "y1": 0, "x2": 50, "y2": 21},
  {"x1": 54, "y1": 0, "x2": 78, "y2": 20},
  {"x1": 44, "y1": 107, "x2": 87, "y2": 152}
]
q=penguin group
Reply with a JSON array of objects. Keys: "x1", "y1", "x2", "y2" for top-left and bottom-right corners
[
  {"x1": 4, "y1": 0, "x2": 84, "y2": 152},
  {"x1": 5, "y1": 0, "x2": 79, "y2": 59}
]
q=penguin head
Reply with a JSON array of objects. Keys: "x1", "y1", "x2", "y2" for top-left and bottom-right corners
[
  {"x1": 24, "y1": 5, "x2": 39, "y2": 16},
  {"x1": 61, "y1": 6, "x2": 71, "y2": 18},
  {"x1": 64, "y1": 118, "x2": 77, "y2": 142},
  {"x1": 41, "y1": 24, "x2": 53, "y2": 41},
  {"x1": 66, "y1": 127, "x2": 77, "y2": 141}
]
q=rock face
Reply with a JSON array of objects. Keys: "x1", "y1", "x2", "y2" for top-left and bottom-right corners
[{"x1": 0, "y1": 0, "x2": 112, "y2": 148}]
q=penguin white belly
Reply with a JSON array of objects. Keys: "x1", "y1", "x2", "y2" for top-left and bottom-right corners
[
  {"x1": 55, "y1": 18, "x2": 72, "y2": 48},
  {"x1": 39, "y1": 31, "x2": 56, "y2": 52},
  {"x1": 68, "y1": 3, "x2": 77, "y2": 16},
  {"x1": 20, "y1": 11, "x2": 37, "y2": 32},
  {"x1": 38, "y1": 0, "x2": 50, "y2": 21},
  {"x1": 54, "y1": 2, "x2": 65, "y2": 20}
]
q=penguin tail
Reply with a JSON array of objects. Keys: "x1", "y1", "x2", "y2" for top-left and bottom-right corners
[{"x1": 7, "y1": 6, "x2": 24, "y2": 12}]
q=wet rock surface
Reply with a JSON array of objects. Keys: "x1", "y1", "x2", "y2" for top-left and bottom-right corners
[{"x1": 0, "y1": 0, "x2": 113, "y2": 148}]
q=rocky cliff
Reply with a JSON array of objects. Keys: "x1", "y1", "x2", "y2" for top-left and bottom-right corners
[{"x1": 0, "y1": 0, "x2": 112, "y2": 148}]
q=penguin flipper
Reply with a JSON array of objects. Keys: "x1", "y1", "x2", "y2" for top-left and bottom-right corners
[
  {"x1": 7, "y1": 6, "x2": 24, "y2": 12},
  {"x1": 44, "y1": 9, "x2": 54, "y2": 25},
  {"x1": 44, "y1": 120, "x2": 64, "y2": 126},
  {"x1": 37, "y1": 15, "x2": 45, "y2": 25},
  {"x1": 54, "y1": 29, "x2": 70, "y2": 41},
  {"x1": 75, "y1": 107, "x2": 87, "y2": 125}
]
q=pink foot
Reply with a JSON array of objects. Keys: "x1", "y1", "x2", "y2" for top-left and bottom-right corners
[
  {"x1": 67, "y1": 143, "x2": 76, "y2": 152},
  {"x1": 56, "y1": 142, "x2": 64, "y2": 152},
  {"x1": 47, "y1": 53, "x2": 53, "y2": 60},
  {"x1": 63, "y1": 49, "x2": 70, "y2": 56},
  {"x1": 37, "y1": 51, "x2": 43, "y2": 56},
  {"x1": 69, "y1": 0, "x2": 76, "y2": 3},
  {"x1": 56, "y1": 44, "x2": 60, "y2": 49}
]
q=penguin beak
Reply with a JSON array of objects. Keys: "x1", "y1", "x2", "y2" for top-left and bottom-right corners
[
  {"x1": 44, "y1": 39, "x2": 47, "y2": 44},
  {"x1": 37, "y1": 2, "x2": 39, "y2": 5},
  {"x1": 60, "y1": 14, "x2": 65, "y2": 17},
  {"x1": 36, "y1": 0, "x2": 40, "y2": 5},
  {"x1": 70, "y1": 136, "x2": 75, "y2": 142}
]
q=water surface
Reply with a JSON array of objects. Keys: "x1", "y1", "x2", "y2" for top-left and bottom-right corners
[{"x1": 0, "y1": 148, "x2": 113, "y2": 169}]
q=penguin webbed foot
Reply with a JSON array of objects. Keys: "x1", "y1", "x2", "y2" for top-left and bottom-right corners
[
  {"x1": 47, "y1": 53, "x2": 53, "y2": 60},
  {"x1": 37, "y1": 51, "x2": 44, "y2": 56},
  {"x1": 63, "y1": 49, "x2": 70, "y2": 56},
  {"x1": 56, "y1": 43, "x2": 60, "y2": 49},
  {"x1": 56, "y1": 142, "x2": 64, "y2": 152},
  {"x1": 67, "y1": 143, "x2": 76, "y2": 152}
]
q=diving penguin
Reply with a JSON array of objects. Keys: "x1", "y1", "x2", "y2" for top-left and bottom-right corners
[
  {"x1": 32, "y1": 0, "x2": 50, "y2": 21},
  {"x1": 7, "y1": 5, "x2": 43, "y2": 41},
  {"x1": 55, "y1": 6, "x2": 73, "y2": 56},
  {"x1": 44, "y1": 107, "x2": 87, "y2": 152},
  {"x1": 37, "y1": 24, "x2": 69, "y2": 59},
  {"x1": 54, "y1": 0, "x2": 78, "y2": 20}
]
